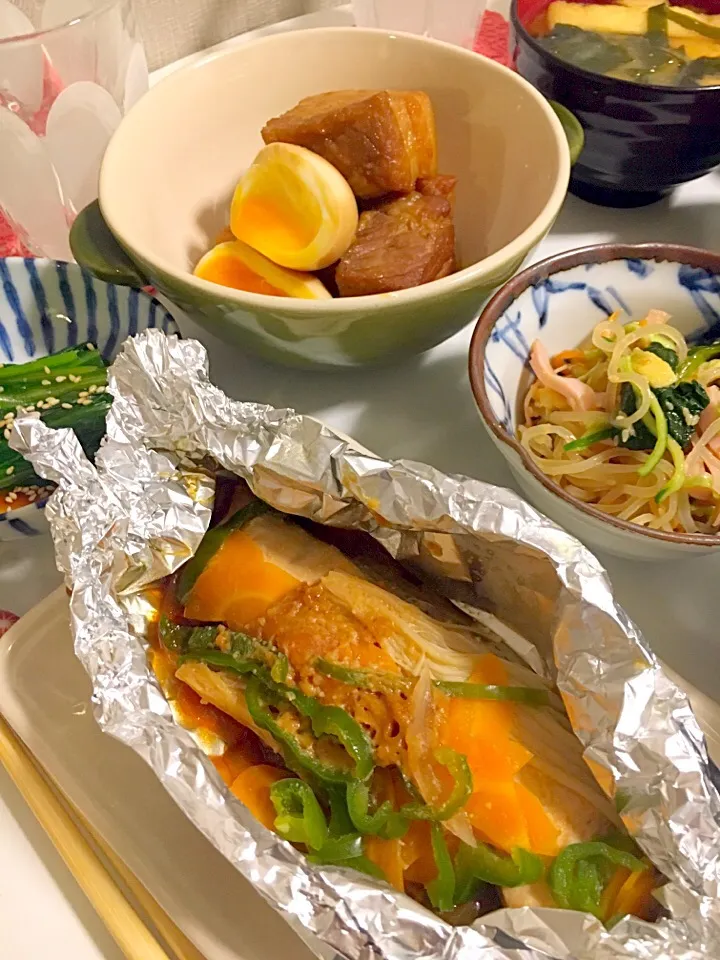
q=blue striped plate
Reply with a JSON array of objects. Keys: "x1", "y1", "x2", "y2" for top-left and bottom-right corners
[{"x1": 0, "y1": 258, "x2": 179, "y2": 540}]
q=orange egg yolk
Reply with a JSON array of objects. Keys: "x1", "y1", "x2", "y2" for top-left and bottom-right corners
[
  {"x1": 195, "y1": 250, "x2": 288, "y2": 297},
  {"x1": 239, "y1": 191, "x2": 317, "y2": 254}
]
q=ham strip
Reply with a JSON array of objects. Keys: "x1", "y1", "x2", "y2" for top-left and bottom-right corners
[{"x1": 529, "y1": 341, "x2": 601, "y2": 412}]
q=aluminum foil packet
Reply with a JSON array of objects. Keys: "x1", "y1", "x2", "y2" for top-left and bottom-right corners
[{"x1": 10, "y1": 329, "x2": 720, "y2": 960}]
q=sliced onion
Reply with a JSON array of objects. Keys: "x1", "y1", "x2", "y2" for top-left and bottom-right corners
[
  {"x1": 445, "y1": 811, "x2": 476, "y2": 848},
  {"x1": 407, "y1": 667, "x2": 442, "y2": 805},
  {"x1": 406, "y1": 668, "x2": 477, "y2": 847}
]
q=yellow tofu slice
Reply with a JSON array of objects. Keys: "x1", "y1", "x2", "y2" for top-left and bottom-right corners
[
  {"x1": 671, "y1": 36, "x2": 720, "y2": 58},
  {"x1": 548, "y1": 0, "x2": 720, "y2": 39}
]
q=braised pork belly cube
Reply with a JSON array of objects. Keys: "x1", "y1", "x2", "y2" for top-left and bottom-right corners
[
  {"x1": 261, "y1": 90, "x2": 437, "y2": 199},
  {"x1": 334, "y1": 188, "x2": 455, "y2": 297}
]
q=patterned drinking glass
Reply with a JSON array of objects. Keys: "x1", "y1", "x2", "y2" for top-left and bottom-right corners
[
  {"x1": 351, "y1": 0, "x2": 488, "y2": 47},
  {"x1": 0, "y1": 0, "x2": 147, "y2": 260}
]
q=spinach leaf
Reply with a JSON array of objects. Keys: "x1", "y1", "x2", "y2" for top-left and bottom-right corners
[
  {"x1": 616, "y1": 384, "x2": 655, "y2": 450},
  {"x1": 654, "y1": 380, "x2": 710, "y2": 448},
  {"x1": 616, "y1": 381, "x2": 710, "y2": 451},
  {"x1": 645, "y1": 341, "x2": 678, "y2": 370}
]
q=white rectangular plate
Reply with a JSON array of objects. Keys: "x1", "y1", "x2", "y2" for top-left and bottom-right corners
[
  {"x1": 1, "y1": 589, "x2": 718, "y2": 960},
  {"x1": 0, "y1": 588, "x2": 317, "y2": 960}
]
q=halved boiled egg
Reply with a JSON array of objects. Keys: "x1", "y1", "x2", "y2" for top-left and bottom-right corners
[
  {"x1": 230, "y1": 143, "x2": 358, "y2": 271},
  {"x1": 194, "y1": 239, "x2": 331, "y2": 299}
]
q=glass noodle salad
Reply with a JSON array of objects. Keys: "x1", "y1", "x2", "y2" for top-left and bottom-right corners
[{"x1": 521, "y1": 310, "x2": 720, "y2": 534}]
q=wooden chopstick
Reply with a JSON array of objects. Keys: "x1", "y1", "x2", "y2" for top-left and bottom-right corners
[{"x1": 0, "y1": 712, "x2": 178, "y2": 960}]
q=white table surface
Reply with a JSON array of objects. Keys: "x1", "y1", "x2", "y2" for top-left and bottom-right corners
[{"x1": 3, "y1": 10, "x2": 720, "y2": 957}]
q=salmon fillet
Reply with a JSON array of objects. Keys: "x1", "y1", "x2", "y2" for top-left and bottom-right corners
[
  {"x1": 334, "y1": 189, "x2": 456, "y2": 296},
  {"x1": 261, "y1": 90, "x2": 438, "y2": 199}
]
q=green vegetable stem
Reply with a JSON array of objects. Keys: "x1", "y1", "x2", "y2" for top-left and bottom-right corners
[
  {"x1": 677, "y1": 340, "x2": 720, "y2": 380},
  {"x1": 0, "y1": 342, "x2": 110, "y2": 492}
]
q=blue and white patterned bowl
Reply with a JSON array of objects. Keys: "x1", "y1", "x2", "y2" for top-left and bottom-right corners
[
  {"x1": 469, "y1": 243, "x2": 720, "y2": 561},
  {"x1": 0, "y1": 258, "x2": 178, "y2": 541}
]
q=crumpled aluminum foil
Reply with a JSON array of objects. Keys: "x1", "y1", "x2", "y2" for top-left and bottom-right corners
[{"x1": 10, "y1": 329, "x2": 720, "y2": 960}]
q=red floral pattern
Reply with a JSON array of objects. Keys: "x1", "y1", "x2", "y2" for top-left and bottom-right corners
[
  {"x1": 473, "y1": 11, "x2": 513, "y2": 67},
  {"x1": 0, "y1": 610, "x2": 19, "y2": 638}
]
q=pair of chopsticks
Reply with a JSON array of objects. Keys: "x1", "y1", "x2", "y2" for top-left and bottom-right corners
[{"x1": 0, "y1": 712, "x2": 206, "y2": 960}]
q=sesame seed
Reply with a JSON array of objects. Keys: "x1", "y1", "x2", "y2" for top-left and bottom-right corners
[
  {"x1": 61, "y1": 402, "x2": 72, "y2": 410},
  {"x1": 55, "y1": 375, "x2": 67, "y2": 383},
  {"x1": 43, "y1": 366, "x2": 51, "y2": 374},
  {"x1": 7, "y1": 492, "x2": 17, "y2": 502},
  {"x1": 3, "y1": 430, "x2": 9, "y2": 441},
  {"x1": 78, "y1": 391, "x2": 89, "y2": 398},
  {"x1": 89, "y1": 384, "x2": 97, "y2": 393},
  {"x1": 6, "y1": 466, "x2": 14, "y2": 475},
  {"x1": 28, "y1": 492, "x2": 36, "y2": 502},
  {"x1": 86, "y1": 343, "x2": 96, "y2": 350},
  {"x1": 41, "y1": 379, "x2": 51, "y2": 386},
  {"x1": 69, "y1": 374, "x2": 81, "y2": 383},
  {"x1": 77, "y1": 398, "x2": 92, "y2": 406},
  {"x1": 5, "y1": 412, "x2": 14, "y2": 420}
]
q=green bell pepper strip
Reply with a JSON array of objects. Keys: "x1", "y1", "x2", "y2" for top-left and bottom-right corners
[
  {"x1": 346, "y1": 781, "x2": 410, "y2": 840},
  {"x1": 309, "y1": 833, "x2": 364, "y2": 862},
  {"x1": 318, "y1": 659, "x2": 550, "y2": 708},
  {"x1": 177, "y1": 499, "x2": 270, "y2": 604},
  {"x1": 303, "y1": 700, "x2": 375, "y2": 782},
  {"x1": 402, "y1": 747, "x2": 473, "y2": 822},
  {"x1": 270, "y1": 779, "x2": 329, "y2": 851},
  {"x1": 426, "y1": 824, "x2": 455, "y2": 913},
  {"x1": 326, "y1": 784, "x2": 356, "y2": 836},
  {"x1": 547, "y1": 841, "x2": 646, "y2": 912},
  {"x1": 563, "y1": 426, "x2": 616, "y2": 453},
  {"x1": 314, "y1": 658, "x2": 413, "y2": 694},
  {"x1": 271, "y1": 653, "x2": 290, "y2": 684},
  {"x1": 434, "y1": 681, "x2": 550, "y2": 706},
  {"x1": 179, "y1": 625, "x2": 285, "y2": 674},
  {"x1": 454, "y1": 843, "x2": 544, "y2": 903},
  {"x1": 158, "y1": 616, "x2": 192, "y2": 653},
  {"x1": 245, "y1": 676, "x2": 374, "y2": 784},
  {"x1": 574, "y1": 859, "x2": 605, "y2": 919}
]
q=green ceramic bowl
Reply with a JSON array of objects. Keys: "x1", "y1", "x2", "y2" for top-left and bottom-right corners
[{"x1": 71, "y1": 27, "x2": 582, "y2": 369}]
